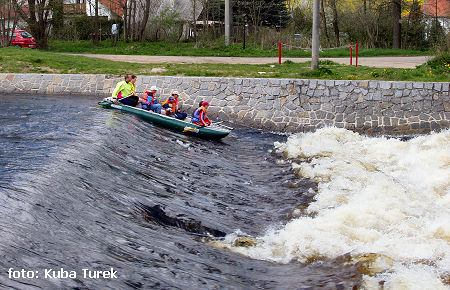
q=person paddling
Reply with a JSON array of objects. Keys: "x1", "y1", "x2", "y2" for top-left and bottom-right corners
[
  {"x1": 161, "y1": 90, "x2": 187, "y2": 120},
  {"x1": 141, "y1": 86, "x2": 162, "y2": 114},
  {"x1": 191, "y1": 101, "x2": 212, "y2": 127},
  {"x1": 111, "y1": 74, "x2": 139, "y2": 106}
]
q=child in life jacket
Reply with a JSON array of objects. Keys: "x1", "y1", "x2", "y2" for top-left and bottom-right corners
[
  {"x1": 191, "y1": 101, "x2": 211, "y2": 127},
  {"x1": 161, "y1": 91, "x2": 187, "y2": 120},
  {"x1": 141, "y1": 86, "x2": 162, "y2": 114}
]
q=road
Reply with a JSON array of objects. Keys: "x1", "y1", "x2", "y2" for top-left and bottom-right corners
[{"x1": 73, "y1": 54, "x2": 430, "y2": 69}]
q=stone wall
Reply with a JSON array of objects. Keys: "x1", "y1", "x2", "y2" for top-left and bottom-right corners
[{"x1": 1, "y1": 73, "x2": 449, "y2": 134}]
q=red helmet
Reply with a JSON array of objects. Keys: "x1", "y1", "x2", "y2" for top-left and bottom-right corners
[{"x1": 201, "y1": 101, "x2": 209, "y2": 106}]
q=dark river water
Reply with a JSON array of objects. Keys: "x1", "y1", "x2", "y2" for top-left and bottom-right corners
[{"x1": 0, "y1": 95, "x2": 362, "y2": 289}]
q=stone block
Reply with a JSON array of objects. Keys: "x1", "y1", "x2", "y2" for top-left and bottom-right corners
[
  {"x1": 393, "y1": 82, "x2": 406, "y2": 89},
  {"x1": 379, "y1": 82, "x2": 391, "y2": 90},
  {"x1": 424, "y1": 83, "x2": 433, "y2": 90},
  {"x1": 434, "y1": 83, "x2": 442, "y2": 91},
  {"x1": 413, "y1": 82, "x2": 424, "y2": 89},
  {"x1": 444, "y1": 101, "x2": 450, "y2": 112}
]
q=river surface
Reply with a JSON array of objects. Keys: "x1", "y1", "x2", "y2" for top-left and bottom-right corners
[{"x1": 0, "y1": 95, "x2": 362, "y2": 289}]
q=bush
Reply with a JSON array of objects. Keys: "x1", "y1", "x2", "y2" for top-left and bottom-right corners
[
  {"x1": 426, "y1": 53, "x2": 450, "y2": 72},
  {"x1": 54, "y1": 16, "x2": 121, "y2": 40},
  {"x1": 303, "y1": 66, "x2": 333, "y2": 77},
  {"x1": 319, "y1": 60, "x2": 337, "y2": 65}
]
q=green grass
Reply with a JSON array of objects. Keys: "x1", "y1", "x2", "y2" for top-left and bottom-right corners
[
  {"x1": 1, "y1": 47, "x2": 448, "y2": 82},
  {"x1": 48, "y1": 40, "x2": 431, "y2": 58}
]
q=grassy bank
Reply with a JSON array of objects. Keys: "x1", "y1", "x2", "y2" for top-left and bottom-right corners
[
  {"x1": 48, "y1": 40, "x2": 430, "y2": 58},
  {"x1": 1, "y1": 47, "x2": 448, "y2": 82}
]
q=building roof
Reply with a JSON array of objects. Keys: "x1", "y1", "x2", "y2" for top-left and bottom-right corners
[
  {"x1": 423, "y1": 0, "x2": 450, "y2": 17},
  {"x1": 99, "y1": 0, "x2": 125, "y2": 17},
  {"x1": 0, "y1": 5, "x2": 28, "y2": 20},
  {"x1": 63, "y1": 4, "x2": 85, "y2": 15}
]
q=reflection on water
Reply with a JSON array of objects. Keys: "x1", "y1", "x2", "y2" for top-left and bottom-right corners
[{"x1": 0, "y1": 95, "x2": 362, "y2": 289}]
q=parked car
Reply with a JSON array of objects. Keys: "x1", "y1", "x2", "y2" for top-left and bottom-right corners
[{"x1": 11, "y1": 30, "x2": 37, "y2": 48}]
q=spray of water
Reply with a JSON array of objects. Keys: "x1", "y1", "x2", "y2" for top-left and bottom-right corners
[{"x1": 230, "y1": 127, "x2": 450, "y2": 289}]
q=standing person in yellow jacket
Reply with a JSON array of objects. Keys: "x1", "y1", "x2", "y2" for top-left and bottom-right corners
[{"x1": 111, "y1": 75, "x2": 139, "y2": 106}]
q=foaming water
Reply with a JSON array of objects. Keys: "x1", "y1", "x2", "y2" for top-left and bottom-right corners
[
  {"x1": 225, "y1": 127, "x2": 450, "y2": 289},
  {"x1": 0, "y1": 95, "x2": 363, "y2": 289}
]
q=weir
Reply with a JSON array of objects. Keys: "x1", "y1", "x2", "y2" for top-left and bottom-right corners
[{"x1": 1, "y1": 73, "x2": 449, "y2": 134}]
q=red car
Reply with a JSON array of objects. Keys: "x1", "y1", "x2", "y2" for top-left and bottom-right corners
[{"x1": 11, "y1": 30, "x2": 37, "y2": 48}]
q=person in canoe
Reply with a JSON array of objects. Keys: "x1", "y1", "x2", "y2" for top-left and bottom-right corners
[
  {"x1": 192, "y1": 101, "x2": 212, "y2": 127},
  {"x1": 161, "y1": 91, "x2": 188, "y2": 120},
  {"x1": 141, "y1": 86, "x2": 162, "y2": 114},
  {"x1": 111, "y1": 74, "x2": 139, "y2": 106}
]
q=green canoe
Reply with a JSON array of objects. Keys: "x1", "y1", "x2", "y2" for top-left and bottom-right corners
[{"x1": 98, "y1": 100, "x2": 231, "y2": 140}]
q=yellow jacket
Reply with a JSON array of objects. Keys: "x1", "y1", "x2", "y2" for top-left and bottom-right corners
[{"x1": 111, "y1": 81, "x2": 135, "y2": 100}]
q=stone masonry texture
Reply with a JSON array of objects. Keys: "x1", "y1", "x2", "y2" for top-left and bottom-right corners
[{"x1": 1, "y1": 73, "x2": 449, "y2": 134}]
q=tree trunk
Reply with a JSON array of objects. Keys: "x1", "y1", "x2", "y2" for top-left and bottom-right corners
[
  {"x1": 192, "y1": 0, "x2": 198, "y2": 43},
  {"x1": 131, "y1": 0, "x2": 137, "y2": 40},
  {"x1": 93, "y1": 0, "x2": 99, "y2": 44},
  {"x1": 123, "y1": 0, "x2": 128, "y2": 41},
  {"x1": 0, "y1": 0, "x2": 18, "y2": 46},
  {"x1": 320, "y1": 0, "x2": 329, "y2": 44},
  {"x1": 329, "y1": 0, "x2": 339, "y2": 47},
  {"x1": 224, "y1": 0, "x2": 230, "y2": 45},
  {"x1": 311, "y1": 0, "x2": 320, "y2": 69},
  {"x1": 50, "y1": 0, "x2": 64, "y2": 37},
  {"x1": 28, "y1": 0, "x2": 49, "y2": 49},
  {"x1": 392, "y1": 0, "x2": 401, "y2": 49},
  {"x1": 126, "y1": 0, "x2": 132, "y2": 41},
  {"x1": 139, "y1": 0, "x2": 151, "y2": 41},
  {"x1": 202, "y1": 0, "x2": 207, "y2": 38}
]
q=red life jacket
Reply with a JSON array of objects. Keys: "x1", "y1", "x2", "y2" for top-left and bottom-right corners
[
  {"x1": 145, "y1": 92, "x2": 157, "y2": 105},
  {"x1": 192, "y1": 107, "x2": 210, "y2": 126}
]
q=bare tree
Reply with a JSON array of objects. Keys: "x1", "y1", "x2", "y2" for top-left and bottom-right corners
[
  {"x1": 123, "y1": 0, "x2": 137, "y2": 41},
  {"x1": 191, "y1": 0, "x2": 197, "y2": 42},
  {"x1": 123, "y1": 0, "x2": 128, "y2": 40},
  {"x1": 0, "y1": 0, "x2": 19, "y2": 47},
  {"x1": 320, "y1": 0, "x2": 329, "y2": 44},
  {"x1": 138, "y1": 0, "x2": 151, "y2": 40},
  {"x1": 392, "y1": 0, "x2": 401, "y2": 48},
  {"x1": 131, "y1": 0, "x2": 136, "y2": 39},
  {"x1": 93, "y1": 0, "x2": 99, "y2": 43},
  {"x1": 329, "y1": 0, "x2": 339, "y2": 46}
]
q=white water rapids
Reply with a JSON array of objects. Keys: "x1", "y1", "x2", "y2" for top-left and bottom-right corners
[{"x1": 229, "y1": 127, "x2": 450, "y2": 289}]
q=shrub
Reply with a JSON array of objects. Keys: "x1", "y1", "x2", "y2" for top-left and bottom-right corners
[
  {"x1": 54, "y1": 16, "x2": 121, "y2": 40},
  {"x1": 426, "y1": 53, "x2": 450, "y2": 72},
  {"x1": 319, "y1": 60, "x2": 337, "y2": 65}
]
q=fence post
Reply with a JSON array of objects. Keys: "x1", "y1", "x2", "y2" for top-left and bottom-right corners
[
  {"x1": 349, "y1": 44, "x2": 353, "y2": 66},
  {"x1": 356, "y1": 41, "x2": 359, "y2": 67},
  {"x1": 278, "y1": 41, "x2": 282, "y2": 64}
]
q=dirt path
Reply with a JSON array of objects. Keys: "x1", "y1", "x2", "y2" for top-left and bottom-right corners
[{"x1": 73, "y1": 53, "x2": 430, "y2": 69}]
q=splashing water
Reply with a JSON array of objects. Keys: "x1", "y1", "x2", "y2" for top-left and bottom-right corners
[{"x1": 229, "y1": 127, "x2": 450, "y2": 289}]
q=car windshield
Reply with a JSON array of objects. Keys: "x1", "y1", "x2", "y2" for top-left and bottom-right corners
[{"x1": 21, "y1": 32, "x2": 32, "y2": 38}]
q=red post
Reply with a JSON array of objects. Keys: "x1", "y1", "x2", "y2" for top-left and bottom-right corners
[
  {"x1": 278, "y1": 41, "x2": 282, "y2": 64},
  {"x1": 349, "y1": 44, "x2": 353, "y2": 66},
  {"x1": 355, "y1": 41, "x2": 359, "y2": 67}
]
